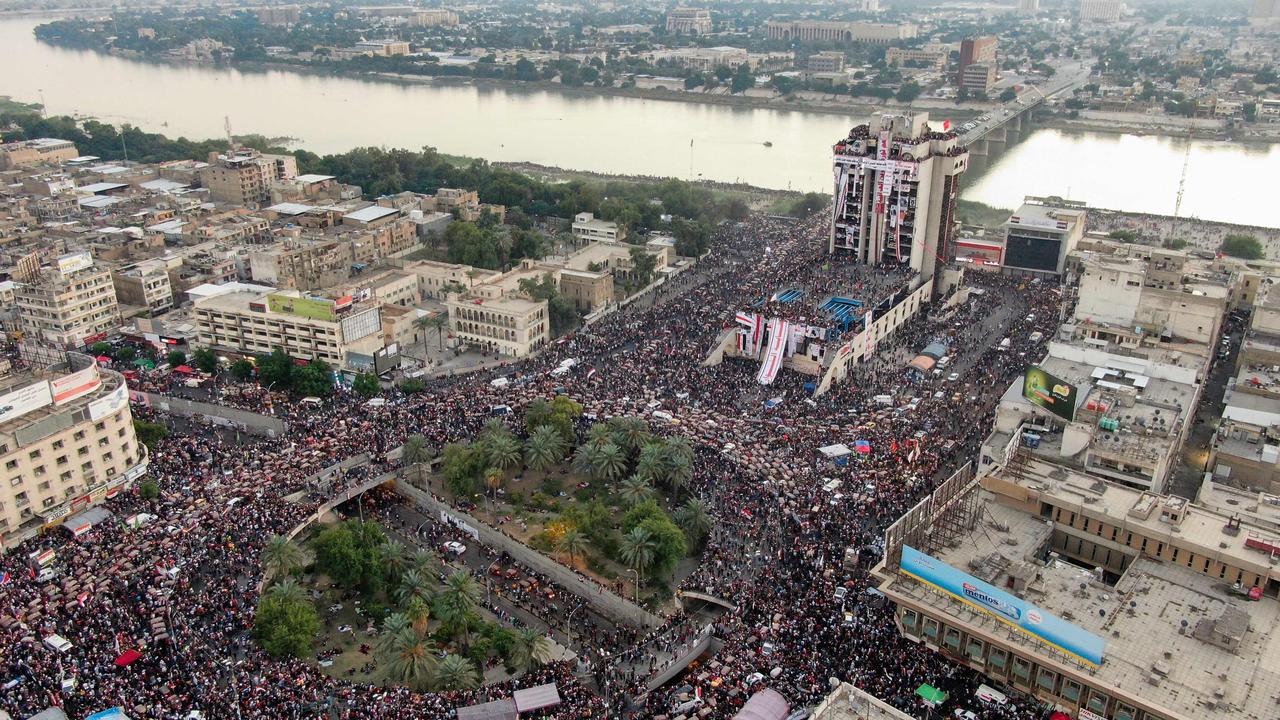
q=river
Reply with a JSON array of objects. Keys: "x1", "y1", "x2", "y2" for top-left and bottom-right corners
[{"x1": 2, "y1": 17, "x2": 1277, "y2": 228}]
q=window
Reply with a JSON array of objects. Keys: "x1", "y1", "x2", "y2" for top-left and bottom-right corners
[
  {"x1": 73, "y1": 430, "x2": 85, "y2": 441},
  {"x1": 1113, "y1": 704, "x2": 1137, "y2": 720},
  {"x1": 3, "y1": 460, "x2": 16, "y2": 471},
  {"x1": 901, "y1": 609, "x2": 919, "y2": 632},
  {"x1": 943, "y1": 627, "x2": 962, "y2": 652},
  {"x1": 988, "y1": 648, "x2": 1007, "y2": 670},
  {"x1": 94, "y1": 422, "x2": 105, "y2": 431},
  {"x1": 1062, "y1": 680, "x2": 1082, "y2": 703},
  {"x1": 1037, "y1": 668, "x2": 1057, "y2": 693},
  {"x1": 1087, "y1": 691, "x2": 1109, "y2": 715},
  {"x1": 1012, "y1": 657, "x2": 1032, "y2": 683},
  {"x1": 28, "y1": 449, "x2": 41, "y2": 460},
  {"x1": 78, "y1": 447, "x2": 89, "y2": 457},
  {"x1": 966, "y1": 639, "x2": 984, "y2": 662},
  {"x1": 923, "y1": 618, "x2": 939, "y2": 640}
]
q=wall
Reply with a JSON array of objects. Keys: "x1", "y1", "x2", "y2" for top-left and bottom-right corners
[
  {"x1": 132, "y1": 392, "x2": 287, "y2": 436},
  {"x1": 396, "y1": 480, "x2": 663, "y2": 629}
]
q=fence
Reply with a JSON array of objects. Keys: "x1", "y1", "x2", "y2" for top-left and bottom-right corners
[{"x1": 132, "y1": 392, "x2": 287, "y2": 437}]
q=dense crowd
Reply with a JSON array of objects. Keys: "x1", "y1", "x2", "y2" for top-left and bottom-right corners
[{"x1": 1, "y1": 209, "x2": 1066, "y2": 720}]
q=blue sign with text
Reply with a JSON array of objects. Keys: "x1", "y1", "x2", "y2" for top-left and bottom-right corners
[{"x1": 900, "y1": 545, "x2": 1105, "y2": 666}]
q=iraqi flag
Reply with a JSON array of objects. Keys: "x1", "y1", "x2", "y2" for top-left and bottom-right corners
[
  {"x1": 0, "y1": 571, "x2": 10, "y2": 586},
  {"x1": 941, "y1": 119, "x2": 952, "y2": 131},
  {"x1": 586, "y1": 367, "x2": 598, "y2": 380}
]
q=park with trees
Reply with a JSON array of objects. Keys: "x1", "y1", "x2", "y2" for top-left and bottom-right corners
[
  {"x1": 407, "y1": 398, "x2": 709, "y2": 608},
  {"x1": 255, "y1": 519, "x2": 556, "y2": 690}
]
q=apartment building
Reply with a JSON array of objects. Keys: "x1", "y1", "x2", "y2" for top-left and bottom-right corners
[
  {"x1": 1079, "y1": 0, "x2": 1123, "y2": 22},
  {"x1": 445, "y1": 266, "x2": 550, "y2": 358},
  {"x1": 807, "y1": 51, "x2": 847, "y2": 73},
  {"x1": 571, "y1": 213, "x2": 626, "y2": 243},
  {"x1": 410, "y1": 9, "x2": 459, "y2": 27},
  {"x1": 193, "y1": 289, "x2": 385, "y2": 369},
  {"x1": 250, "y1": 240, "x2": 353, "y2": 291},
  {"x1": 875, "y1": 461, "x2": 1280, "y2": 720},
  {"x1": 957, "y1": 36, "x2": 998, "y2": 86},
  {"x1": 1074, "y1": 254, "x2": 1227, "y2": 348},
  {"x1": 1001, "y1": 197, "x2": 1088, "y2": 279},
  {"x1": 1214, "y1": 285, "x2": 1280, "y2": 491},
  {"x1": 959, "y1": 63, "x2": 997, "y2": 94},
  {"x1": 111, "y1": 259, "x2": 175, "y2": 315},
  {"x1": 830, "y1": 113, "x2": 968, "y2": 282},
  {"x1": 16, "y1": 253, "x2": 122, "y2": 348},
  {"x1": 765, "y1": 20, "x2": 917, "y2": 44},
  {"x1": 0, "y1": 349, "x2": 143, "y2": 550},
  {"x1": 355, "y1": 40, "x2": 412, "y2": 56},
  {"x1": 885, "y1": 47, "x2": 947, "y2": 68},
  {"x1": 199, "y1": 149, "x2": 299, "y2": 207},
  {"x1": 0, "y1": 139, "x2": 79, "y2": 170},
  {"x1": 254, "y1": 5, "x2": 301, "y2": 24},
  {"x1": 666, "y1": 7, "x2": 712, "y2": 35}
]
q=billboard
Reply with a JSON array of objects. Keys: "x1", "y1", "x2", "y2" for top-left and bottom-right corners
[
  {"x1": 900, "y1": 545, "x2": 1105, "y2": 666},
  {"x1": 1023, "y1": 366, "x2": 1078, "y2": 422},
  {"x1": 0, "y1": 381, "x2": 54, "y2": 425},
  {"x1": 51, "y1": 365, "x2": 102, "y2": 405},
  {"x1": 89, "y1": 385, "x2": 128, "y2": 421},
  {"x1": 57, "y1": 251, "x2": 94, "y2": 276},
  {"x1": 267, "y1": 293, "x2": 335, "y2": 321}
]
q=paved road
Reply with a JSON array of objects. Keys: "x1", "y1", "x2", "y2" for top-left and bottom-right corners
[{"x1": 959, "y1": 60, "x2": 1092, "y2": 144}]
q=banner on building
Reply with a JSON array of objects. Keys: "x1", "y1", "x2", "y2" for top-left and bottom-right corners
[{"x1": 52, "y1": 365, "x2": 102, "y2": 405}]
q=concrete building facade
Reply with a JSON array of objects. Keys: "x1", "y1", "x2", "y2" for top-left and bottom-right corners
[
  {"x1": 16, "y1": 253, "x2": 121, "y2": 348},
  {"x1": 666, "y1": 8, "x2": 712, "y2": 35}
]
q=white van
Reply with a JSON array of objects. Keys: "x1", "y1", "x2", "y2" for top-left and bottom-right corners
[
  {"x1": 43, "y1": 634, "x2": 73, "y2": 653},
  {"x1": 998, "y1": 338, "x2": 1011, "y2": 350},
  {"x1": 936, "y1": 355, "x2": 951, "y2": 369},
  {"x1": 652, "y1": 410, "x2": 674, "y2": 423},
  {"x1": 549, "y1": 366, "x2": 570, "y2": 377},
  {"x1": 489, "y1": 377, "x2": 510, "y2": 389},
  {"x1": 873, "y1": 394, "x2": 893, "y2": 406},
  {"x1": 1029, "y1": 331, "x2": 1043, "y2": 343},
  {"x1": 975, "y1": 684, "x2": 1008, "y2": 705},
  {"x1": 300, "y1": 397, "x2": 323, "y2": 406}
]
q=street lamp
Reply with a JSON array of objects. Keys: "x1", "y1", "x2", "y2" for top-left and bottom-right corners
[
  {"x1": 565, "y1": 603, "x2": 583, "y2": 647},
  {"x1": 626, "y1": 568, "x2": 640, "y2": 604}
]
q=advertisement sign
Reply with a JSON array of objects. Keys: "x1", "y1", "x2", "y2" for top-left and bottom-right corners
[
  {"x1": 57, "y1": 251, "x2": 94, "y2": 276},
  {"x1": 267, "y1": 293, "x2": 335, "y2": 321},
  {"x1": 51, "y1": 365, "x2": 102, "y2": 405},
  {"x1": 0, "y1": 381, "x2": 54, "y2": 425},
  {"x1": 89, "y1": 385, "x2": 128, "y2": 421},
  {"x1": 900, "y1": 545, "x2": 1105, "y2": 666},
  {"x1": 1023, "y1": 366, "x2": 1079, "y2": 422}
]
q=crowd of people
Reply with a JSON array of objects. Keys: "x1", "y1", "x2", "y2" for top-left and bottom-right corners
[{"x1": 1, "y1": 207, "x2": 1067, "y2": 720}]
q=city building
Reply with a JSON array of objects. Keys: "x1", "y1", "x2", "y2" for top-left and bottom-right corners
[
  {"x1": 666, "y1": 8, "x2": 712, "y2": 35},
  {"x1": 1215, "y1": 285, "x2": 1280, "y2": 492},
  {"x1": 0, "y1": 139, "x2": 79, "y2": 170},
  {"x1": 885, "y1": 47, "x2": 947, "y2": 69},
  {"x1": 647, "y1": 46, "x2": 749, "y2": 72},
  {"x1": 571, "y1": 213, "x2": 626, "y2": 244},
  {"x1": 875, "y1": 460, "x2": 1280, "y2": 720},
  {"x1": 254, "y1": 5, "x2": 301, "y2": 25},
  {"x1": 1018, "y1": 0, "x2": 1041, "y2": 13},
  {"x1": 957, "y1": 36, "x2": 998, "y2": 87},
  {"x1": 0, "y1": 347, "x2": 144, "y2": 550},
  {"x1": 811, "y1": 683, "x2": 911, "y2": 719},
  {"x1": 958, "y1": 63, "x2": 997, "y2": 94},
  {"x1": 111, "y1": 259, "x2": 175, "y2": 315},
  {"x1": 1079, "y1": 0, "x2": 1124, "y2": 22},
  {"x1": 807, "y1": 51, "x2": 847, "y2": 73},
  {"x1": 1072, "y1": 253, "x2": 1226, "y2": 349},
  {"x1": 192, "y1": 289, "x2": 388, "y2": 369},
  {"x1": 765, "y1": 21, "x2": 917, "y2": 44},
  {"x1": 854, "y1": 0, "x2": 880, "y2": 11},
  {"x1": 354, "y1": 40, "x2": 412, "y2": 57},
  {"x1": 199, "y1": 148, "x2": 298, "y2": 207},
  {"x1": 830, "y1": 112, "x2": 969, "y2": 282},
  {"x1": 445, "y1": 265, "x2": 550, "y2": 358},
  {"x1": 410, "y1": 9, "x2": 459, "y2": 27},
  {"x1": 15, "y1": 252, "x2": 121, "y2": 348},
  {"x1": 1001, "y1": 196, "x2": 1088, "y2": 279}
]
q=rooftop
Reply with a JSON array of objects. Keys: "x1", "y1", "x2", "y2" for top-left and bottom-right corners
[
  {"x1": 886, "y1": 483, "x2": 1280, "y2": 720},
  {"x1": 343, "y1": 205, "x2": 400, "y2": 223}
]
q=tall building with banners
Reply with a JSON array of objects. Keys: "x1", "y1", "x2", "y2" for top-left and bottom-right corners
[{"x1": 830, "y1": 113, "x2": 969, "y2": 282}]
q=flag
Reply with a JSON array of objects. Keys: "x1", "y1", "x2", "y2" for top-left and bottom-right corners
[
  {"x1": 0, "y1": 571, "x2": 10, "y2": 585},
  {"x1": 942, "y1": 119, "x2": 952, "y2": 131},
  {"x1": 586, "y1": 367, "x2": 598, "y2": 380},
  {"x1": 690, "y1": 138, "x2": 694, "y2": 148}
]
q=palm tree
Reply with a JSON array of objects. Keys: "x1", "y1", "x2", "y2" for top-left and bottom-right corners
[
  {"x1": 402, "y1": 434, "x2": 433, "y2": 484},
  {"x1": 613, "y1": 417, "x2": 652, "y2": 455},
  {"x1": 485, "y1": 434, "x2": 522, "y2": 473},
  {"x1": 385, "y1": 627, "x2": 439, "y2": 691},
  {"x1": 592, "y1": 442, "x2": 628, "y2": 482},
  {"x1": 618, "y1": 475, "x2": 654, "y2": 506},
  {"x1": 585, "y1": 423, "x2": 613, "y2": 449},
  {"x1": 261, "y1": 535, "x2": 306, "y2": 579},
  {"x1": 396, "y1": 569, "x2": 435, "y2": 607},
  {"x1": 432, "y1": 653, "x2": 479, "y2": 691},
  {"x1": 381, "y1": 540, "x2": 409, "y2": 586},
  {"x1": 524, "y1": 426, "x2": 566, "y2": 473},
  {"x1": 665, "y1": 436, "x2": 694, "y2": 466},
  {"x1": 572, "y1": 444, "x2": 600, "y2": 477},
  {"x1": 434, "y1": 570, "x2": 481, "y2": 645},
  {"x1": 405, "y1": 595, "x2": 431, "y2": 637},
  {"x1": 411, "y1": 548, "x2": 435, "y2": 574},
  {"x1": 618, "y1": 526, "x2": 656, "y2": 591},
  {"x1": 634, "y1": 443, "x2": 667, "y2": 485},
  {"x1": 557, "y1": 528, "x2": 589, "y2": 567},
  {"x1": 511, "y1": 628, "x2": 555, "y2": 673},
  {"x1": 416, "y1": 312, "x2": 449, "y2": 352},
  {"x1": 265, "y1": 578, "x2": 308, "y2": 605},
  {"x1": 377, "y1": 612, "x2": 412, "y2": 655},
  {"x1": 665, "y1": 453, "x2": 693, "y2": 496},
  {"x1": 673, "y1": 497, "x2": 713, "y2": 543},
  {"x1": 484, "y1": 466, "x2": 505, "y2": 511}
]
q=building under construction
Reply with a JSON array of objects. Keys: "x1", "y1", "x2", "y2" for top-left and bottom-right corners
[{"x1": 830, "y1": 112, "x2": 969, "y2": 282}]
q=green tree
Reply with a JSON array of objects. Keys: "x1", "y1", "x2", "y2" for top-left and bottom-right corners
[
  {"x1": 265, "y1": 578, "x2": 308, "y2": 606},
  {"x1": 254, "y1": 594, "x2": 320, "y2": 658},
  {"x1": 510, "y1": 628, "x2": 554, "y2": 673},
  {"x1": 352, "y1": 372, "x2": 381, "y2": 398},
  {"x1": 229, "y1": 358, "x2": 255, "y2": 381},
  {"x1": 432, "y1": 653, "x2": 479, "y2": 691},
  {"x1": 116, "y1": 346, "x2": 136, "y2": 364},
  {"x1": 292, "y1": 361, "x2": 334, "y2": 397},
  {"x1": 618, "y1": 475, "x2": 654, "y2": 506},
  {"x1": 557, "y1": 527, "x2": 589, "y2": 567},
  {"x1": 416, "y1": 312, "x2": 449, "y2": 352},
  {"x1": 192, "y1": 348, "x2": 220, "y2": 374},
  {"x1": 1221, "y1": 234, "x2": 1263, "y2": 260},
  {"x1": 627, "y1": 246, "x2": 658, "y2": 288},
  {"x1": 524, "y1": 396, "x2": 582, "y2": 447},
  {"x1": 377, "y1": 612, "x2": 412, "y2": 656},
  {"x1": 257, "y1": 348, "x2": 295, "y2": 390},
  {"x1": 395, "y1": 568, "x2": 436, "y2": 607},
  {"x1": 166, "y1": 350, "x2": 187, "y2": 367},
  {"x1": 673, "y1": 497, "x2": 712, "y2": 544},
  {"x1": 133, "y1": 420, "x2": 169, "y2": 451},
  {"x1": 441, "y1": 443, "x2": 483, "y2": 497},
  {"x1": 618, "y1": 526, "x2": 656, "y2": 590},
  {"x1": 482, "y1": 433, "x2": 522, "y2": 473},
  {"x1": 589, "y1": 442, "x2": 628, "y2": 482},
  {"x1": 999, "y1": 87, "x2": 1018, "y2": 102},
  {"x1": 380, "y1": 540, "x2": 409, "y2": 587},
  {"x1": 312, "y1": 521, "x2": 386, "y2": 592},
  {"x1": 384, "y1": 627, "x2": 439, "y2": 690},
  {"x1": 622, "y1": 500, "x2": 688, "y2": 575},
  {"x1": 137, "y1": 480, "x2": 161, "y2": 499},
  {"x1": 524, "y1": 425, "x2": 567, "y2": 472},
  {"x1": 402, "y1": 434, "x2": 433, "y2": 484},
  {"x1": 90, "y1": 342, "x2": 112, "y2": 358},
  {"x1": 261, "y1": 534, "x2": 307, "y2": 579}
]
